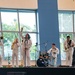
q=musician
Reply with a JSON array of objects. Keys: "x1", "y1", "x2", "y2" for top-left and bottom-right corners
[
  {"x1": 11, "y1": 38, "x2": 20, "y2": 67},
  {"x1": 20, "y1": 33, "x2": 32, "y2": 67},
  {"x1": 43, "y1": 53, "x2": 49, "y2": 67},
  {"x1": 72, "y1": 47, "x2": 75, "y2": 67},
  {"x1": 37, "y1": 54, "x2": 46, "y2": 67},
  {"x1": 64, "y1": 36, "x2": 74, "y2": 67},
  {"x1": 47, "y1": 43, "x2": 59, "y2": 67},
  {"x1": 0, "y1": 36, "x2": 4, "y2": 67}
]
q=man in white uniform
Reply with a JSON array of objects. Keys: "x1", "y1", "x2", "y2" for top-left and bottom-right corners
[
  {"x1": 64, "y1": 36, "x2": 74, "y2": 67},
  {"x1": 11, "y1": 38, "x2": 20, "y2": 67},
  {"x1": 20, "y1": 32, "x2": 32, "y2": 67},
  {"x1": 47, "y1": 43, "x2": 59, "y2": 67}
]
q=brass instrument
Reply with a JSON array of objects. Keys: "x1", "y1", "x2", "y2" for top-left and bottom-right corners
[
  {"x1": 64, "y1": 47, "x2": 69, "y2": 52},
  {"x1": 11, "y1": 42, "x2": 14, "y2": 50},
  {"x1": 11, "y1": 38, "x2": 18, "y2": 50},
  {"x1": 64, "y1": 42, "x2": 71, "y2": 52}
]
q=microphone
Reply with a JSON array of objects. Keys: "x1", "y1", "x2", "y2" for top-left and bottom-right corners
[{"x1": 35, "y1": 43, "x2": 38, "y2": 46}]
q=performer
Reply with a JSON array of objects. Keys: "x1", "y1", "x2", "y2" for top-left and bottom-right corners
[
  {"x1": 72, "y1": 47, "x2": 75, "y2": 67},
  {"x1": 11, "y1": 38, "x2": 20, "y2": 67},
  {"x1": 37, "y1": 54, "x2": 46, "y2": 67},
  {"x1": 0, "y1": 36, "x2": 4, "y2": 67},
  {"x1": 64, "y1": 36, "x2": 74, "y2": 67},
  {"x1": 20, "y1": 29, "x2": 32, "y2": 67},
  {"x1": 43, "y1": 54, "x2": 49, "y2": 67},
  {"x1": 47, "y1": 43, "x2": 59, "y2": 67}
]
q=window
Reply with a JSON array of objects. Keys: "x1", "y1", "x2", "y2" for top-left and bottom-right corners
[
  {"x1": 1, "y1": 12, "x2": 19, "y2": 31},
  {"x1": 0, "y1": 9, "x2": 38, "y2": 61},
  {"x1": 58, "y1": 11, "x2": 75, "y2": 60},
  {"x1": 19, "y1": 12, "x2": 36, "y2": 32},
  {"x1": 59, "y1": 12, "x2": 73, "y2": 32}
]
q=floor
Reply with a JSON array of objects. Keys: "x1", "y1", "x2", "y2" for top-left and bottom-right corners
[{"x1": 1, "y1": 60, "x2": 66, "y2": 67}]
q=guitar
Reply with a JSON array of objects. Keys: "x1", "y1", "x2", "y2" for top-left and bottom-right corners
[
  {"x1": 64, "y1": 47, "x2": 69, "y2": 52},
  {"x1": 64, "y1": 45, "x2": 72, "y2": 52}
]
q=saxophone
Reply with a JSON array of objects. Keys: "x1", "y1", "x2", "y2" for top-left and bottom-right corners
[
  {"x1": 11, "y1": 38, "x2": 18, "y2": 50},
  {"x1": 11, "y1": 42, "x2": 14, "y2": 50}
]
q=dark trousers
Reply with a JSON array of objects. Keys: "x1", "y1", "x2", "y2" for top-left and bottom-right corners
[{"x1": 72, "y1": 48, "x2": 75, "y2": 66}]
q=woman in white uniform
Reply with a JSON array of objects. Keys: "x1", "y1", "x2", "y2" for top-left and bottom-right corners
[
  {"x1": 11, "y1": 38, "x2": 20, "y2": 67},
  {"x1": 20, "y1": 32, "x2": 32, "y2": 67}
]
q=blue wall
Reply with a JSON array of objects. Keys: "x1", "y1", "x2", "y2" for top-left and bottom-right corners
[{"x1": 38, "y1": 0, "x2": 61, "y2": 65}]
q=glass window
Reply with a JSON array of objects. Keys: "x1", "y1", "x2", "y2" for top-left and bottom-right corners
[
  {"x1": 1, "y1": 12, "x2": 19, "y2": 31},
  {"x1": 0, "y1": 12, "x2": 1, "y2": 31},
  {"x1": 0, "y1": 9, "x2": 38, "y2": 61},
  {"x1": 58, "y1": 12, "x2": 73, "y2": 32},
  {"x1": 19, "y1": 12, "x2": 36, "y2": 32},
  {"x1": 29, "y1": 33, "x2": 38, "y2": 60},
  {"x1": 58, "y1": 11, "x2": 74, "y2": 61},
  {"x1": 74, "y1": 12, "x2": 75, "y2": 32}
]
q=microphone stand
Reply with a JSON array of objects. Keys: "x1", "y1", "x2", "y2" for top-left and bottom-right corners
[
  {"x1": 34, "y1": 41, "x2": 48, "y2": 67},
  {"x1": 24, "y1": 39, "x2": 28, "y2": 67},
  {"x1": 35, "y1": 43, "x2": 38, "y2": 67},
  {"x1": 44, "y1": 42, "x2": 48, "y2": 67},
  {"x1": 44, "y1": 42, "x2": 47, "y2": 54},
  {"x1": 8, "y1": 53, "x2": 11, "y2": 68}
]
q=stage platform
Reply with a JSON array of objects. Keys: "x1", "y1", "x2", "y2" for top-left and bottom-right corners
[{"x1": 0, "y1": 66, "x2": 75, "y2": 75}]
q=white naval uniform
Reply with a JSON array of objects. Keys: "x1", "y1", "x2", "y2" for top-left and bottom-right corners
[
  {"x1": 22, "y1": 39, "x2": 32, "y2": 67},
  {"x1": 12, "y1": 43, "x2": 19, "y2": 67},
  {"x1": 64, "y1": 40, "x2": 74, "y2": 66},
  {"x1": 0, "y1": 41, "x2": 4, "y2": 67},
  {"x1": 47, "y1": 47, "x2": 59, "y2": 67}
]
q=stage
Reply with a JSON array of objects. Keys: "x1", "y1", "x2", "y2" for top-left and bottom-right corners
[{"x1": 0, "y1": 66, "x2": 75, "y2": 75}]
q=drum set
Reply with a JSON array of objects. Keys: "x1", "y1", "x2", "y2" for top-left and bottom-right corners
[
  {"x1": 36, "y1": 51, "x2": 52, "y2": 67},
  {"x1": 35, "y1": 42, "x2": 53, "y2": 67}
]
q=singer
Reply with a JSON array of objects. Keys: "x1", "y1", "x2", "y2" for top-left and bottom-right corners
[{"x1": 20, "y1": 33, "x2": 32, "y2": 67}]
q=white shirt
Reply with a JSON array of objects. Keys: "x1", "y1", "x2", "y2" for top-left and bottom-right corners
[{"x1": 47, "y1": 47, "x2": 59, "y2": 58}]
